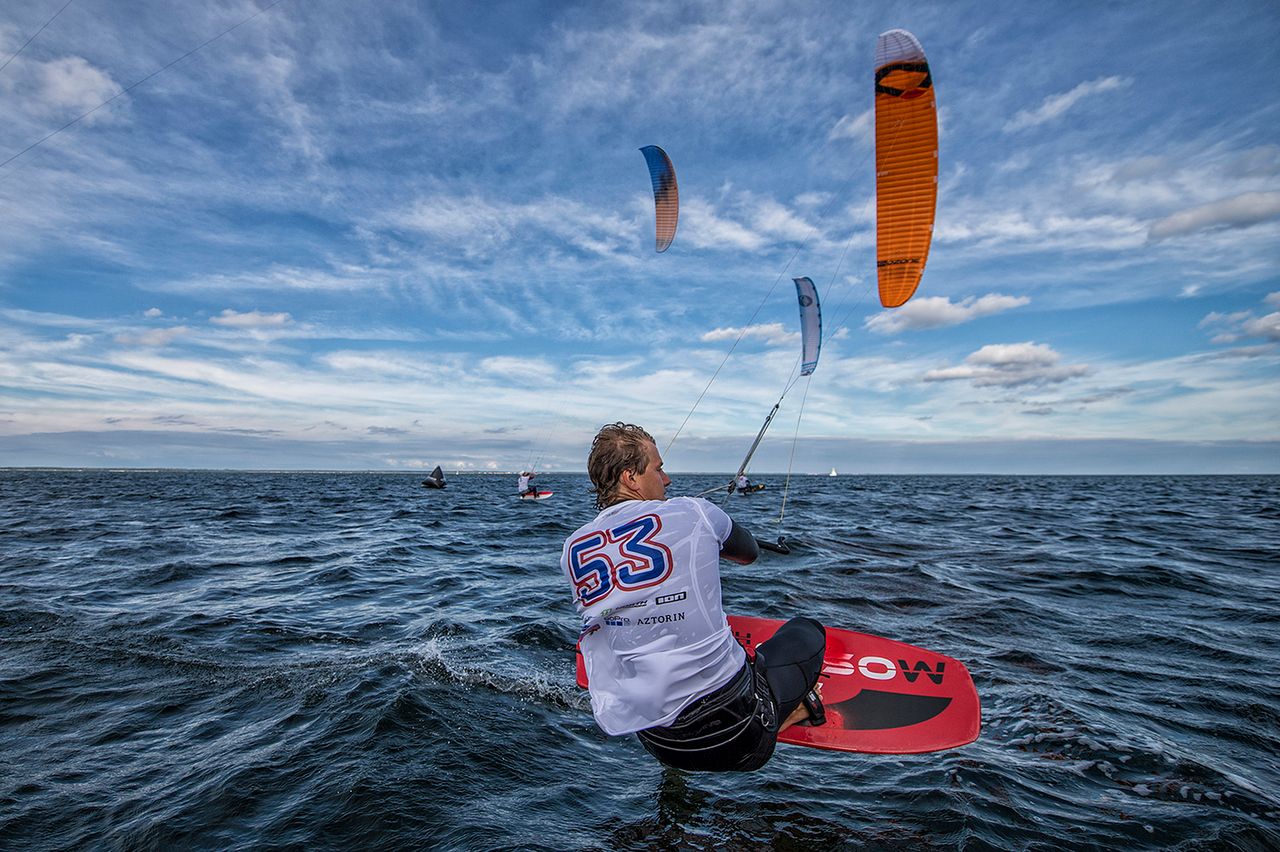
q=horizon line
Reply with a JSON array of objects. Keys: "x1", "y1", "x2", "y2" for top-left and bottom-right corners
[{"x1": 3, "y1": 467, "x2": 1276, "y2": 477}]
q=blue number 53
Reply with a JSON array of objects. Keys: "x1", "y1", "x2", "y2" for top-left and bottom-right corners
[{"x1": 568, "y1": 514, "x2": 673, "y2": 607}]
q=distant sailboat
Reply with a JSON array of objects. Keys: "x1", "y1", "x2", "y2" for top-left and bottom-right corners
[{"x1": 828, "y1": 467, "x2": 838, "y2": 477}]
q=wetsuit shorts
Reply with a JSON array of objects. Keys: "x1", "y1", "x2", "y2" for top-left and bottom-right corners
[{"x1": 635, "y1": 616, "x2": 825, "y2": 772}]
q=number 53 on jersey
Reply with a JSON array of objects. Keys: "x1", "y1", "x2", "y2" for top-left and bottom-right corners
[{"x1": 567, "y1": 514, "x2": 673, "y2": 607}]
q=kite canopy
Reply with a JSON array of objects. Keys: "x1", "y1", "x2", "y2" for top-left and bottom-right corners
[
  {"x1": 875, "y1": 28, "x2": 937, "y2": 308},
  {"x1": 639, "y1": 145, "x2": 679, "y2": 252},
  {"x1": 793, "y1": 277, "x2": 822, "y2": 376}
]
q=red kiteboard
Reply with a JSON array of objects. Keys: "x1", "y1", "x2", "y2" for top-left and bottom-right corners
[{"x1": 575, "y1": 614, "x2": 980, "y2": 754}]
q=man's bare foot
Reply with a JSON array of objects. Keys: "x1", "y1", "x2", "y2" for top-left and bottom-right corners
[{"x1": 778, "y1": 681, "x2": 823, "y2": 733}]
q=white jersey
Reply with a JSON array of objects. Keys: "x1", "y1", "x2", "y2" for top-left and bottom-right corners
[
  {"x1": 517, "y1": 474, "x2": 531, "y2": 492},
  {"x1": 561, "y1": 496, "x2": 745, "y2": 735}
]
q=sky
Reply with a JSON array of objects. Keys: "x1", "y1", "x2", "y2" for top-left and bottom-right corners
[{"x1": 0, "y1": 0, "x2": 1277, "y2": 474}]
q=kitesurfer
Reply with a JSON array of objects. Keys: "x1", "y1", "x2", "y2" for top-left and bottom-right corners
[
  {"x1": 422, "y1": 465, "x2": 446, "y2": 489},
  {"x1": 735, "y1": 473, "x2": 751, "y2": 493},
  {"x1": 562, "y1": 422, "x2": 826, "y2": 772},
  {"x1": 517, "y1": 470, "x2": 536, "y2": 497}
]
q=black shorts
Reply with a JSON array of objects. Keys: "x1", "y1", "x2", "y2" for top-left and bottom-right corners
[{"x1": 635, "y1": 616, "x2": 825, "y2": 772}]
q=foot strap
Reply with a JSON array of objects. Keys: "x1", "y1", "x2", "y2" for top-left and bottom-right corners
[{"x1": 801, "y1": 688, "x2": 826, "y2": 726}]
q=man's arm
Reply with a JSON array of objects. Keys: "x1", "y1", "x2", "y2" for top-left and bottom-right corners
[{"x1": 719, "y1": 519, "x2": 759, "y2": 565}]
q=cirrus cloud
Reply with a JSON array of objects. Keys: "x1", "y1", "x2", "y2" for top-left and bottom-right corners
[
  {"x1": 828, "y1": 109, "x2": 873, "y2": 144},
  {"x1": 1004, "y1": 76, "x2": 1131, "y2": 132}
]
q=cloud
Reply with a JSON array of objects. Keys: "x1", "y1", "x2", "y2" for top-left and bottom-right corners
[
  {"x1": 115, "y1": 326, "x2": 192, "y2": 347},
  {"x1": 865, "y1": 294, "x2": 1030, "y2": 334},
  {"x1": 1, "y1": 308, "x2": 114, "y2": 330},
  {"x1": 241, "y1": 52, "x2": 322, "y2": 166},
  {"x1": 392, "y1": 194, "x2": 632, "y2": 259},
  {"x1": 319, "y1": 351, "x2": 446, "y2": 379},
  {"x1": 1198, "y1": 311, "x2": 1250, "y2": 329},
  {"x1": 924, "y1": 342, "x2": 1089, "y2": 388},
  {"x1": 1243, "y1": 313, "x2": 1280, "y2": 341},
  {"x1": 148, "y1": 265, "x2": 372, "y2": 294},
  {"x1": 0, "y1": 327, "x2": 95, "y2": 356},
  {"x1": 829, "y1": 109, "x2": 873, "y2": 143},
  {"x1": 1199, "y1": 293, "x2": 1280, "y2": 344},
  {"x1": 701, "y1": 322, "x2": 797, "y2": 346},
  {"x1": 1202, "y1": 345, "x2": 1273, "y2": 360},
  {"x1": 1070, "y1": 387, "x2": 1135, "y2": 405},
  {"x1": 750, "y1": 198, "x2": 819, "y2": 243},
  {"x1": 33, "y1": 56, "x2": 121, "y2": 117},
  {"x1": 385, "y1": 457, "x2": 441, "y2": 469},
  {"x1": 1223, "y1": 145, "x2": 1280, "y2": 179},
  {"x1": 1004, "y1": 76, "x2": 1130, "y2": 132},
  {"x1": 933, "y1": 207, "x2": 1144, "y2": 253},
  {"x1": 676, "y1": 190, "x2": 832, "y2": 254},
  {"x1": 144, "y1": 308, "x2": 163, "y2": 318},
  {"x1": 794, "y1": 191, "x2": 832, "y2": 209},
  {"x1": 680, "y1": 198, "x2": 766, "y2": 252},
  {"x1": 210, "y1": 309, "x2": 292, "y2": 328},
  {"x1": 478, "y1": 356, "x2": 557, "y2": 383},
  {"x1": 1147, "y1": 191, "x2": 1280, "y2": 240}
]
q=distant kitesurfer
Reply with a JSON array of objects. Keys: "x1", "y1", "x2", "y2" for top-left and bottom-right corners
[
  {"x1": 561, "y1": 422, "x2": 826, "y2": 772},
  {"x1": 422, "y1": 465, "x2": 446, "y2": 489},
  {"x1": 517, "y1": 470, "x2": 536, "y2": 497},
  {"x1": 735, "y1": 473, "x2": 750, "y2": 493}
]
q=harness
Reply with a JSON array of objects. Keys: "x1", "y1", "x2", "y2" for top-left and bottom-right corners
[{"x1": 636, "y1": 660, "x2": 777, "y2": 755}]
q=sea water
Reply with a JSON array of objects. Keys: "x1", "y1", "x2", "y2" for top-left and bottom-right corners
[{"x1": 2, "y1": 471, "x2": 1277, "y2": 849}]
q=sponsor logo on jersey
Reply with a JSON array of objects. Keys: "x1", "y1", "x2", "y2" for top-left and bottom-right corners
[
  {"x1": 599, "y1": 600, "x2": 646, "y2": 620},
  {"x1": 654, "y1": 591, "x2": 686, "y2": 606},
  {"x1": 636, "y1": 612, "x2": 686, "y2": 626}
]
